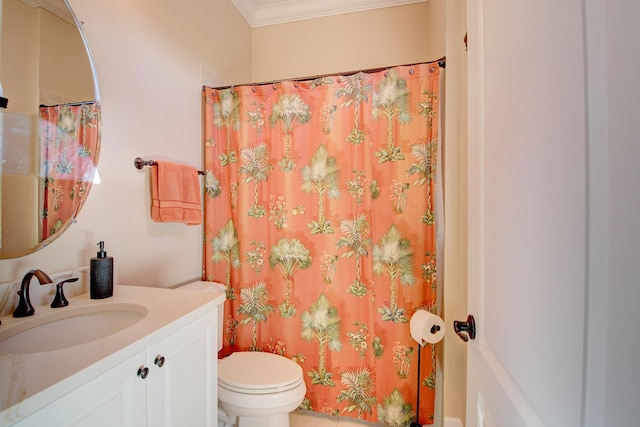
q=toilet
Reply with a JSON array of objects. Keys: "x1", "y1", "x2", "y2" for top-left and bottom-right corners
[
  {"x1": 218, "y1": 351, "x2": 306, "y2": 427},
  {"x1": 177, "y1": 281, "x2": 306, "y2": 427}
]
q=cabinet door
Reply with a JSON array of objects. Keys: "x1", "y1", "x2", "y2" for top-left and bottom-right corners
[
  {"x1": 13, "y1": 351, "x2": 147, "y2": 427},
  {"x1": 147, "y1": 311, "x2": 217, "y2": 427}
]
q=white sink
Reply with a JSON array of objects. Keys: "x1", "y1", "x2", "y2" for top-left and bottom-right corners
[{"x1": 0, "y1": 303, "x2": 148, "y2": 354}]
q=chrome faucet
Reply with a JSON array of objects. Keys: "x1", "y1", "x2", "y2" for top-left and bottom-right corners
[{"x1": 13, "y1": 269, "x2": 53, "y2": 318}]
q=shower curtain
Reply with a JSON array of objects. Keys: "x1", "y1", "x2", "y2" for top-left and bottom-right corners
[
  {"x1": 203, "y1": 62, "x2": 441, "y2": 425},
  {"x1": 40, "y1": 102, "x2": 101, "y2": 240}
]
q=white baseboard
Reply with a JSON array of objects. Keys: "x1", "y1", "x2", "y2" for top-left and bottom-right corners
[{"x1": 444, "y1": 416, "x2": 464, "y2": 427}]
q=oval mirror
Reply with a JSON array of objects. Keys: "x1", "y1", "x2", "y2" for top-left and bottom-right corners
[{"x1": 0, "y1": 0, "x2": 101, "y2": 259}]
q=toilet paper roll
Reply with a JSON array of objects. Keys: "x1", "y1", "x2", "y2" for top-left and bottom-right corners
[{"x1": 410, "y1": 310, "x2": 446, "y2": 345}]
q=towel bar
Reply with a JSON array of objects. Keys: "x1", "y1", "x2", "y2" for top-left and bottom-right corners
[{"x1": 134, "y1": 157, "x2": 205, "y2": 175}]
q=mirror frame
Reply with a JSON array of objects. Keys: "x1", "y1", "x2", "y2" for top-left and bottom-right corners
[{"x1": 0, "y1": 0, "x2": 101, "y2": 259}]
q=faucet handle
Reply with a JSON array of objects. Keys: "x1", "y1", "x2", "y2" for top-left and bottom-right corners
[{"x1": 51, "y1": 278, "x2": 79, "y2": 308}]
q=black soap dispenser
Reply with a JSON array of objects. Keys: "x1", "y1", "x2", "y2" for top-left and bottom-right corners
[{"x1": 90, "y1": 241, "x2": 113, "y2": 299}]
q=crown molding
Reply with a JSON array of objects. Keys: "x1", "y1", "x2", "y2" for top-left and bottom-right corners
[
  {"x1": 231, "y1": 0, "x2": 427, "y2": 28},
  {"x1": 20, "y1": 0, "x2": 74, "y2": 24}
]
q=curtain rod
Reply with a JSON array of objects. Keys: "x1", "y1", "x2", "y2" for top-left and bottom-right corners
[
  {"x1": 39, "y1": 100, "x2": 98, "y2": 108},
  {"x1": 205, "y1": 57, "x2": 445, "y2": 91}
]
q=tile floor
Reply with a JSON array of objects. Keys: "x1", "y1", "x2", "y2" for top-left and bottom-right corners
[{"x1": 290, "y1": 410, "x2": 386, "y2": 427}]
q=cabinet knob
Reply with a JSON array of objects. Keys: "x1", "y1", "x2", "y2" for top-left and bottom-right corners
[
  {"x1": 154, "y1": 355, "x2": 165, "y2": 368},
  {"x1": 137, "y1": 366, "x2": 149, "y2": 379}
]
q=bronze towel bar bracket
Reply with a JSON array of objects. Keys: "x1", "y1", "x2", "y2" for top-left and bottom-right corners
[{"x1": 134, "y1": 157, "x2": 205, "y2": 175}]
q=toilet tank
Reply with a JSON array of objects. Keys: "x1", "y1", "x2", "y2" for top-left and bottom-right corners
[{"x1": 176, "y1": 281, "x2": 226, "y2": 351}]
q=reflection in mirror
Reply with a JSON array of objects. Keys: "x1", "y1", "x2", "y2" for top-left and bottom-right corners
[{"x1": 0, "y1": 0, "x2": 101, "y2": 259}]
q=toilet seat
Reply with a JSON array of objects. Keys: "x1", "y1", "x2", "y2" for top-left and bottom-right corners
[{"x1": 218, "y1": 352, "x2": 303, "y2": 395}]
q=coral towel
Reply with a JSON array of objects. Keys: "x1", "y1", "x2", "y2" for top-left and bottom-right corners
[{"x1": 151, "y1": 161, "x2": 202, "y2": 225}]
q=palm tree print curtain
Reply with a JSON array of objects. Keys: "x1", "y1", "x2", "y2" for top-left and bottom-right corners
[
  {"x1": 40, "y1": 102, "x2": 101, "y2": 240},
  {"x1": 203, "y1": 62, "x2": 440, "y2": 425}
]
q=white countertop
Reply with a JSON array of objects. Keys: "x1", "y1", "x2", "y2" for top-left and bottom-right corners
[{"x1": 0, "y1": 285, "x2": 224, "y2": 424}]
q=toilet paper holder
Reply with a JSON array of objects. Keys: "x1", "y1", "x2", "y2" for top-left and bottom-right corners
[{"x1": 453, "y1": 315, "x2": 476, "y2": 342}]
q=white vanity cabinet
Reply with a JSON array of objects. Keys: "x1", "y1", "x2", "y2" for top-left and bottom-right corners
[
  {"x1": 11, "y1": 350, "x2": 148, "y2": 426},
  {"x1": 146, "y1": 309, "x2": 217, "y2": 427},
  {"x1": 11, "y1": 310, "x2": 217, "y2": 427},
  {"x1": 1, "y1": 286, "x2": 223, "y2": 427}
]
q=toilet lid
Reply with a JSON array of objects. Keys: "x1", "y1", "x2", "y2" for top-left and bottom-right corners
[{"x1": 218, "y1": 352, "x2": 303, "y2": 393}]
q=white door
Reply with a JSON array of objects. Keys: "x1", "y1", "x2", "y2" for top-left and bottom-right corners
[{"x1": 465, "y1": 1, "x2": 587, "y2": 426}]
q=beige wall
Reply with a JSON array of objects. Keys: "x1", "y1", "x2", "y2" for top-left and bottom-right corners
[
  {"x1": 2, "y1": 0, "x2": 94, "y2": 108},
  {"x1": 0, "y1": 0, "x2": 251, "y2": 291},
  {"x1": 1, "y1": 0, "x2": 95, "y2": 256},
  {"x1": 251, "y1": 3, "x2": 439, "y2": 82},
  {"x1": 38, "y1": 7, "x2": 94, "y2": 104},
  {"x1": 440, "y1": 0, "x2": 468, "y2": 424},
  {"x1": 2, "y1": 174, "x2": 38, "y2": 252},
  {"x1": 2, "y1": 0, "x2": 39, "y2": 112},
  {"x1": 253, "y1": 3, "x2": 468, "y2": 424},
  {"x1": 0, "y1": 1, "x2": 468, "y2": 423}
]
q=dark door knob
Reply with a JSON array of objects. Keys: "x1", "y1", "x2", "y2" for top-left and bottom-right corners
[{"x1": 453, "y1": 315, "x2": 476, "y2": 342}]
